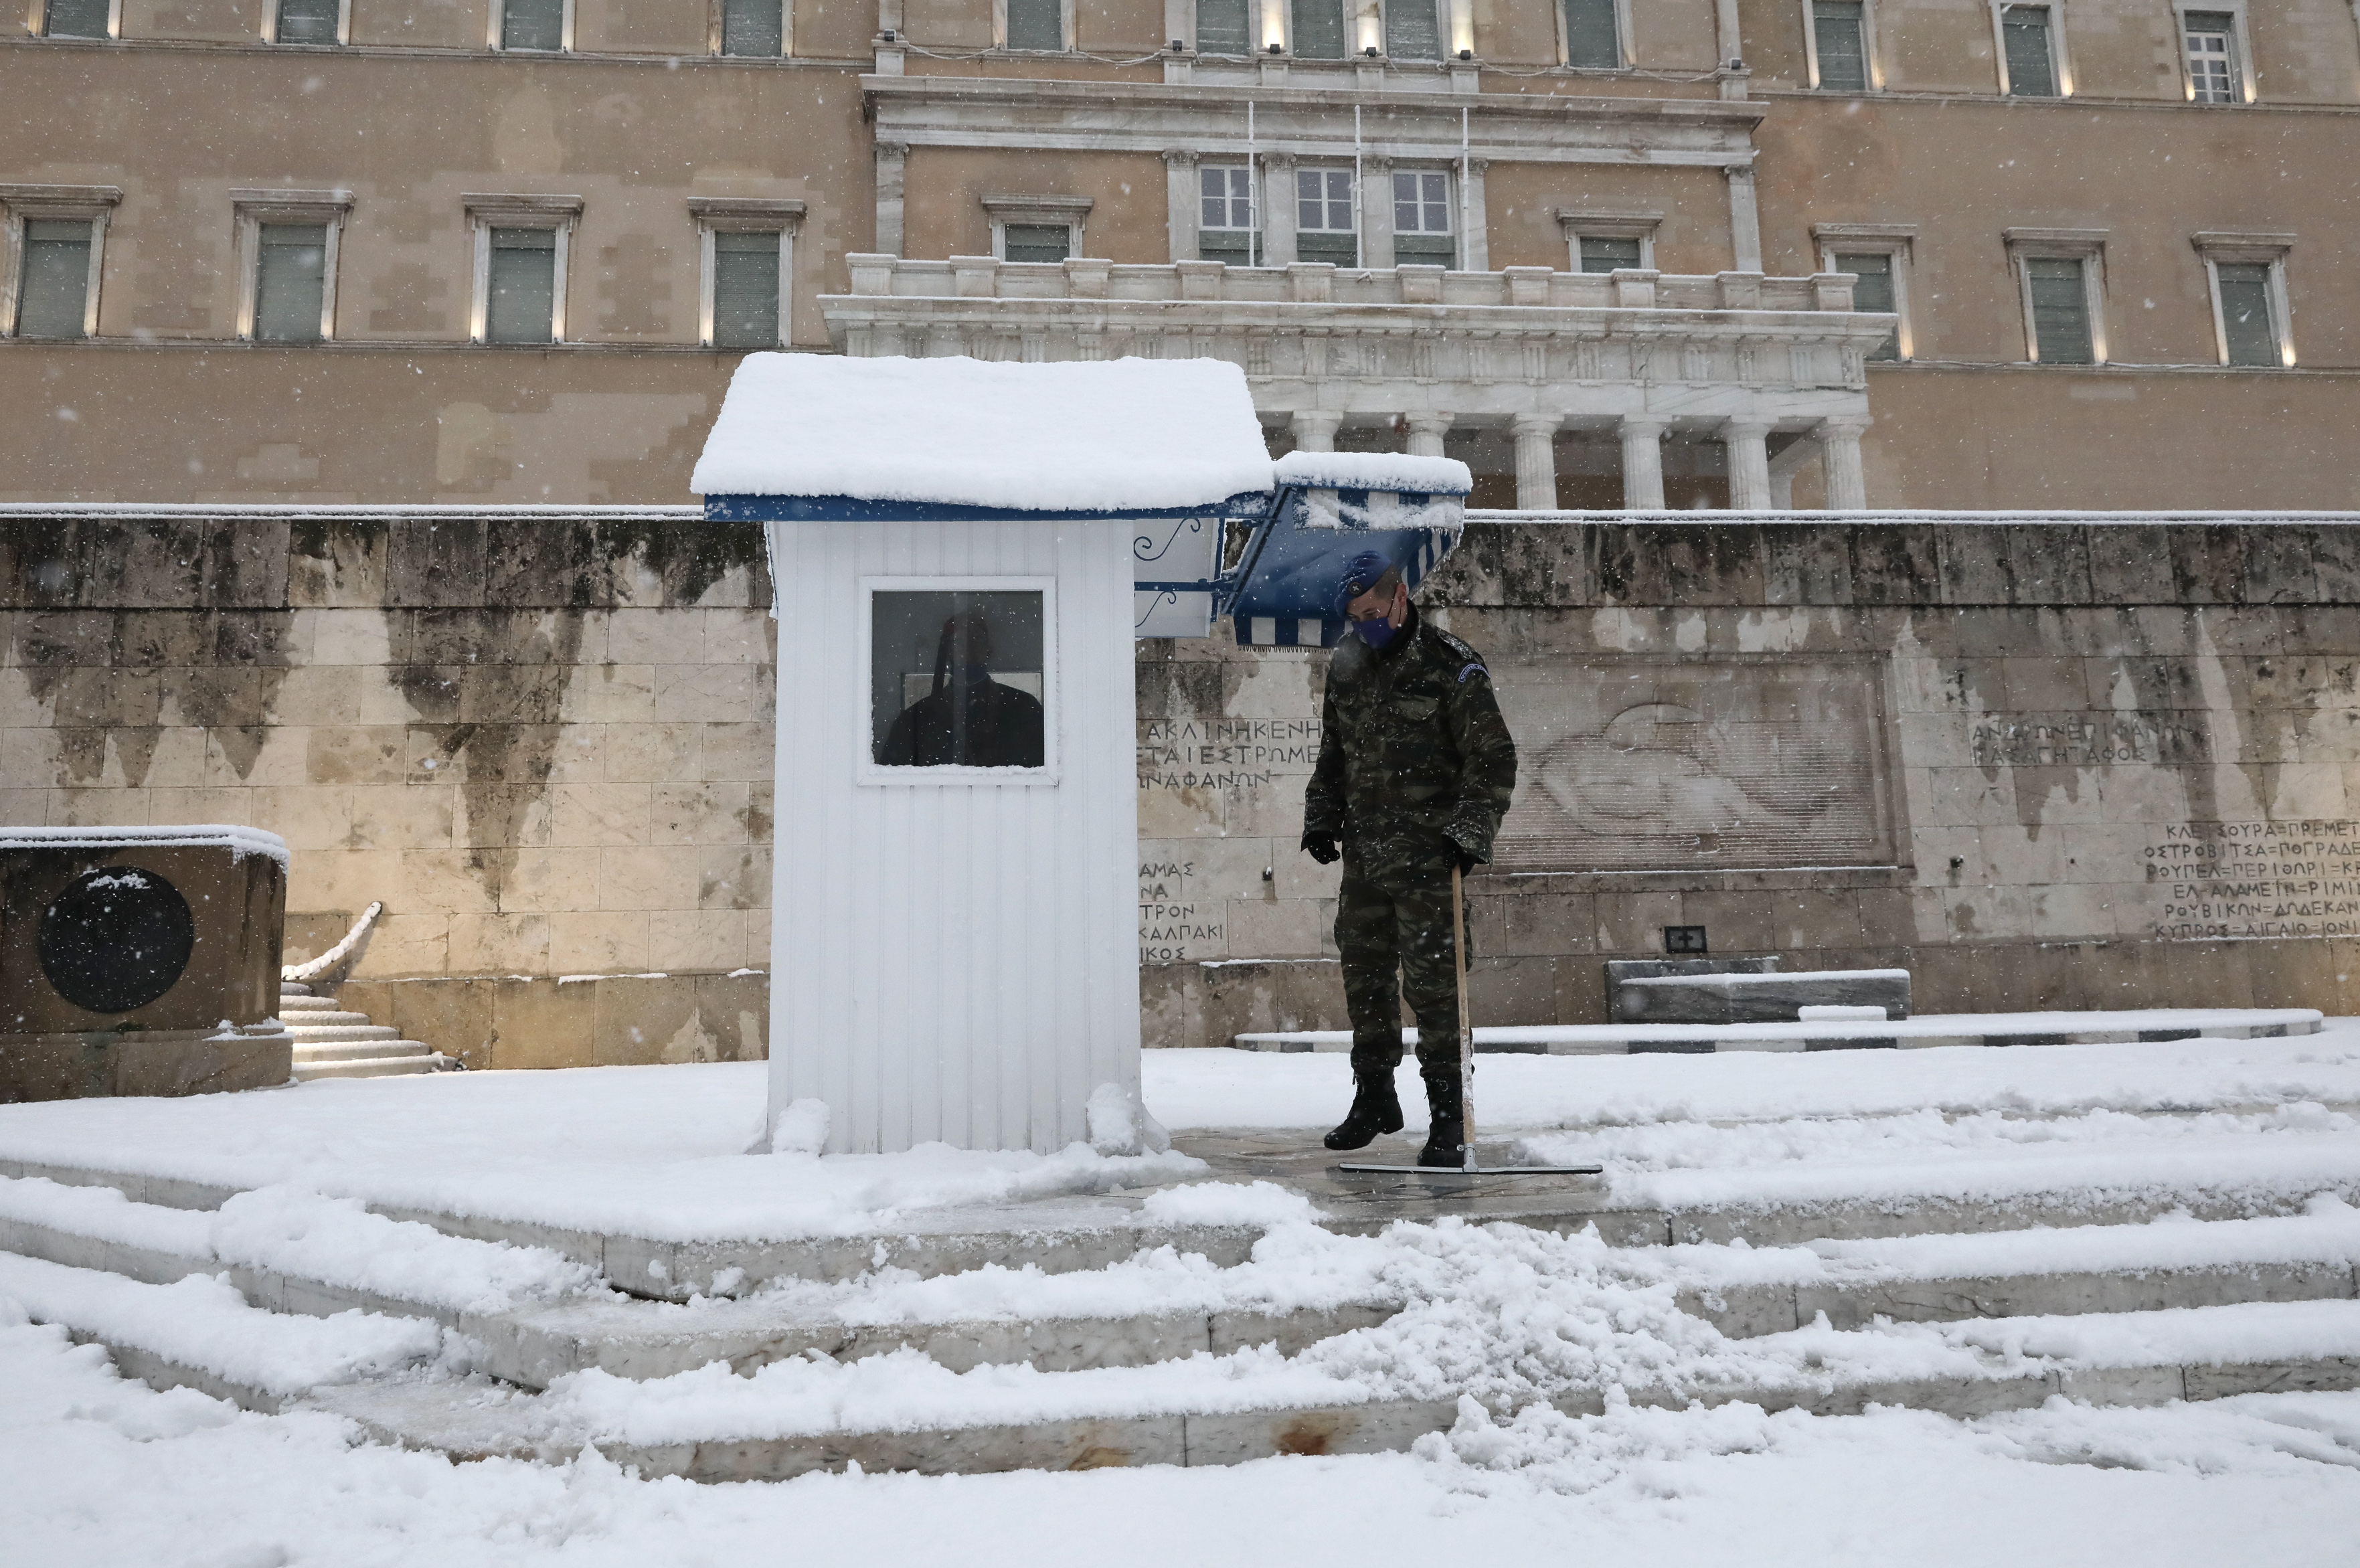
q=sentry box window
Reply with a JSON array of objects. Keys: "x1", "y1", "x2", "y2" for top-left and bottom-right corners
[
  {"x1": 865, "y1": 583, "x2": 1054, "y2": 778},
  {"x1": 1665, "y1": 925, "x2": 1709, "y2": 954}
]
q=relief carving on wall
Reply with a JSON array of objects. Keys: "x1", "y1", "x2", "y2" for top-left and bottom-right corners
[{"x1": 1489, "y1": 659, "x2": 1894, "y2": 873}]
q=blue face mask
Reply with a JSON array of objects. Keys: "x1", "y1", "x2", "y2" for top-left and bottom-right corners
[{"x1": 1352, "y1": 614, "x2": 1398, "y2": 650}]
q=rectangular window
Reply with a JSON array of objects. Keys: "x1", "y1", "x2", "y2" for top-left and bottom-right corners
[
  {"x1": 1392, "y1": 171, "x2": 1454, "y2": 266},
  {"x1": 1577, "y1": 234, "x2": 1643, "y2": 272},
  {"x1": 42, "y1": 0, "x2": 110, "y2": 35},
  {"x1": 1813, "y1": 0, "x2": 1869, "y2": 90},
  {"x1": 275, "y1": 0, "x2": 339, "y2": 43},
  {"x1": 1005, "y1": 0, "x2": 1062, "y2": 50},
  {"x1": 1385, "y1": 0, "x2": 1438, "y2": 59},
  {"x1": 722, "y1": 0, "x2": 782, "y2": 54},
  {"x1": 254, "y1": 223, "x2": 329, "y2": 342},
  {"x1": 2001, "y1": 5, "x2": 2057, "y2": 96},
  {"x1": 711, "y1": 230, "x2": 780, "y2": 348},
  {"x1": 1292, "y1": 0, "x2": 1345, "y2": 57},
  {"x1": 501, "y1": 0, "x2": 564, "y2": 50},
  {"x1": 2213, "y1": 260, "x2": 2277, "y2": 366},
  {"x1": 1296, "y1": 169, "x2": 1357, "y2": 265},
  {"x1": 2025, "y1": 256, "x2": 2092, "y2": 362},
  {"x1": 869, "y1": 589, "x2": 1049, "y2": 771},
  {"x1": 1200, "y1": 166, "x2": 1254, "y2": 263},
  {"x1": 1196, "y1": 0, "x2": 1250, "y2": 52},
  {"x1": 1835, "y1": 252, "x2": 1898, "y2": 360},
  {"x1": 2183, "y1": 9, "x2": 2236, "y2": 102},
  {"x1": 14, "y1": 220, "x2": 94, "y2": 339},
  {"x1": 487, "y1": 227, "x2": 558, "y2": 343},
  {"x1": 1563, "y1": 0, "x2": 1619, "y2": 67},
  {"x1": 1002, "y1": 223, "x2": 1072, "y2": 263}
]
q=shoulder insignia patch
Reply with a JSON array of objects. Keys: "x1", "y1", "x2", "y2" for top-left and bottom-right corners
[{"x1": 1458, "y1": 662, "x2": 1488, "y2": 685}]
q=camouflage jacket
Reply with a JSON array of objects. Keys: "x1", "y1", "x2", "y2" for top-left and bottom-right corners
[{"x1": 1304, "y1": 606, "x2": 1519, "y2": 865}]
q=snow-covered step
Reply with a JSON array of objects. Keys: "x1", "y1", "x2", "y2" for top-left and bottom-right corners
[
  {"x1": 281, "y1": 1013, "x2": 387, "y2": 1032},
  {"x1": 293, "y1": 1053, "x2": 454, "y2": 1082},
  {"x1": 290, "y1": 1038, "x2": 440, "y2": 1063},
  {"x1": 283, "y1": 1023, "x2": 404, "y2": 1044},
  {"x1": 0, "y1": 1251, "x2": 445, "y2": 1413},
  {"x1": 275, "y1": 993, "x2": 342, "y2": 1013},
  {"x1": 300, "y1": 1297, "x2": 2360, "y2": 1481},
  {"x1": 1661, "y1": 1203, "x2": 2360, "y2": 1336}
]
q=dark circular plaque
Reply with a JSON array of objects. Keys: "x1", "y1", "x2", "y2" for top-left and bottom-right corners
[{"x1": 37, "y1": 865, "x2": 197, "y2": 1015}]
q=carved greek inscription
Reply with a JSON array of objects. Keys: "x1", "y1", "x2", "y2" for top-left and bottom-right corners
[
  {"x1": 1135, "y1": 717, "x2": 1321, "y2": 794},
  {"x1": 1139, "y1": 857, "x2": 1224, "y2": 962},
  {"x1": 1970, "y1": 717, "x2": 2208, "y2": 768},
  {"x1": 2146, "y1": 819, "x2": 2360, "y2": 940}
]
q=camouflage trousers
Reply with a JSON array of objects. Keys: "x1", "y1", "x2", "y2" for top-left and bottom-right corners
[{"x1": 1334, "y1": 843, "x2": 1464, "y2": 1080}]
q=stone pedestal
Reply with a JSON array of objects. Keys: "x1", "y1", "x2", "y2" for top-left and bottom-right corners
[{"x1": 0, "y1": 826, "x2": 290, "y2": 1102}]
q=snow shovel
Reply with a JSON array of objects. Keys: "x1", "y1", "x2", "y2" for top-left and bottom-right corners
[{"x1": 1336, "y1": 865, "x2": 1602, "y2": 1179}]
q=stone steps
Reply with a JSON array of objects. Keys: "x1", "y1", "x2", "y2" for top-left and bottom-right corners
[{"x1": 274, "y1": 983, "x2": 454, "y2": 1081}]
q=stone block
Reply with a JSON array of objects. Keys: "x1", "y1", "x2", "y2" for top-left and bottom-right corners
[
  {"x1": 550, "y1": 911, "x2": 651, "y2": 974},
  {"x1": 491, "y1": 976, "x2": 600, "y2": 1071},
  {"x1": 387, "y1": 977, "x2": 499, "y2": 1070},
  {"x1": 1613, "y1": 968, "x2": 1910, "y2": 1024}
]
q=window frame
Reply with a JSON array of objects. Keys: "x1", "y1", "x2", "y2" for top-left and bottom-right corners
[
  {"x1": 0, "y1": 184, "x2": 118, "y2": 341},
  {"x1": 1292, "y1": 165, "x2": 1359, "y2": 265},
  {"x1": 1555, "y1": 209, "x2": 1660, "y2": 272},
  {"x1": 490, "y1": 0, "x2": 573, "y2": 53},
  {"x1": 981, "y1": 194, "x2": 1092, "y2": 264},
  {"x1": 1814, "y1": 222, "x2": 1914, "y2": 360},
  {"x1": 1197, "y1": 163, "x2": 1258, "y2": 264},
  {"x1": 1380, "y1": 0, "x2": 1446, "y2": 60},
  {"x1": 2175, "y1": 2, "x2": 2254, "y2": 104},
  {"x1": 1191, "y1": 0, "x2": 1256, "y2": 54},
  {"x1": 2192, "y1": 231, "x2": 2294, "y2": 367},
  {"x1": 857, "y1": 575, "x2": 1062, "y2": 789},
  {"x1": 709, "y1": 0, "x2": 790, "y2": 55},
  {"x1": 1389, "y1": 167, "x2": 1456, "y2": 267},
  {"x1": 690, "y1": 197, "x2": 802, "y2": 349},
  {"x1": 34, "y1": 0, "x2": 120, "y2": 39},
  {"x1": 994, "y1": 0, "x2": 1072, "y2": 51},
  {"x1": 463, "y1": 193, "x2": 582, "y2": 345},
  {"x1": 1801, "y1": 0, "x2": 1879, "y2": 92},
  {"x1": 260, "y1": 0, "x2": 349, "y2": 45},
  {"x1": 1989, "y1": 0, "x2": 2070, "y2": 96},
  {"x1": 1554, "y1": 0, "x2": 1630, "y2": 70},
  {"x1": 2005, "y1": 228, "x2": 2107, "y2": 365},
  {"x1": 231, "y1": 189, "x2": 349, "y2": 343}
]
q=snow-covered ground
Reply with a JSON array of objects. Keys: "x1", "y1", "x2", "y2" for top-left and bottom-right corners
[
  {"x1": 1, "y1": 1025, "x2": 2357, "y2": 1238},
  {"x1": 5, "y1": 1300, "x2": 2357, "y2": 1567},
  {"x1": 7, "y1": 1025, "x2": 2360, "y2": 1562}
]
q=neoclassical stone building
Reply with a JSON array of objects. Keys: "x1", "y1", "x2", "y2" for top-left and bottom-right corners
[{"x1": 5, "y1": 0, "x2": 2357, "y2": 509}]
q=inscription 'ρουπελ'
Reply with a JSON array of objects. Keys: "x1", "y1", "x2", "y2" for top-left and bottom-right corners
[{"x1": 2146, "y1": 819, "x2": 2360, "y2": 939}]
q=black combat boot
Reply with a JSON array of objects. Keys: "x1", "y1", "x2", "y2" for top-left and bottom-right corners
[
  {"x1": 1323, "y1": 1070, "x2": 1406, "y2": 1151},
  {"x1": 1416, "y1": 1067, "x2": 1466, "y2": 1168}
]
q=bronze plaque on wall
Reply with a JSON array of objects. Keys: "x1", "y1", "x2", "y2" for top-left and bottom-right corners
[{"x1": 1489, "y1": 658, "x2": 1895, "y2": 873}]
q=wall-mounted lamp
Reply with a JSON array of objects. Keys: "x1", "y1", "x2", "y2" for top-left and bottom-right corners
[
  {"x1": 1268, "y1": 41, "x2": 1284, "y2": 52},
  {"x1": 880, "y1": 27, "x2": 897, "y2": 40},
  {"x1": 1363, "y1": 44, "x2": 1378, "y2": 56},
  {"x1": 1456, "y1": 48, "x2": 1472, "y2": 60}
]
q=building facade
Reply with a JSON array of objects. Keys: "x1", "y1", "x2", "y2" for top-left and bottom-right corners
[{"x1": 5, "y1": 0, "x2": 2358, "y2": 509}]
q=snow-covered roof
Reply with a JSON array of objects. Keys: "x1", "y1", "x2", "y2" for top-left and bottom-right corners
[
  {"x1": 1273, "y1": 452, "x2": 1473, "y2": 495},
  {"x1": 0, "y1": 824, "x2": 290, "y2": 869},
  {"x1": 691, "y1": 355, "x2": 1274, "y2": 513}
]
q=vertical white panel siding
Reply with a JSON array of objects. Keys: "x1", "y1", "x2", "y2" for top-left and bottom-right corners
[{"x1": 768, "y1": 515, "x2": 1141, "y2": 1154}]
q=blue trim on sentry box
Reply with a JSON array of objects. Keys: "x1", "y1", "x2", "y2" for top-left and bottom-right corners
[{"x1": 705, "y1": 491, "x2": 1271, "y2": 524}]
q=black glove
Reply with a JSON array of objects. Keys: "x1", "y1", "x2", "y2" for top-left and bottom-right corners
[
  {"x1": 1301, "y1": 831, "x2": 1341, "y2": 865},
  {"x1": 1447, "y1": 835, "x2": 1483, "y2": 876}
]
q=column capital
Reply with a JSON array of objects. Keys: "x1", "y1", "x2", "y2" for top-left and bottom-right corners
[
  {"x1": 1718, "y1": 416, "x2": 1775, "y2": 437},
  {"x1": 875, "y1": 140, "x2": 910, "y2": 160},
  {"x1": 1721, "y1": 162, "x2": 1756, "y2": 184},
  {"x1": 1620, "y1": 416, "x2": 1670, "y2": 439},
  {"x1": 1361, "y1": 153, "x2": 1394, "y2": 173},
  {"x1": 1510, "y1": 412, "x2": 1562, "y2": 437},
  {"x1": 1262, "y1": 150, "x2": 1296, "y2": 171},
  {"x1": 1406, "y1": 410, "x2": 1457, "y2": 432},
  {"x1": 1817, "y1": 416, "x2": 1873, "y2": 437},
  {"x1": 1289, "y1": 409, "x2": 1342, "y2": 452},
  {"x1": 1162, "y1": 147, "x2": 1199, "y2": 168}
]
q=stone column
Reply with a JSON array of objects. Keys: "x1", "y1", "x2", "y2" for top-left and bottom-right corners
[
  {"x1": 1819, "y1": 417, "x2": 1870, "y2": 509},
  {"x1": 1361, "y1": 155, "x2": 1395, "y2": 271},
  {"x1": 1723, "y1": 165, "x2": 1762, "y2": 274},
  {"x1": 1511, "y1": 414, "x2": 1560, "y2": 509},
  {"x1": 1163, "y1": 149, "x2": 1199, "y2": 264},
  {"x1": 1459, "y1": 157, "x2": 1490, "y2": 272},
  {"x1": 1290, "y1": 409, "x2": 1341, "y2": 452},
  {"x1": 1406, "y1": 411, "x2": 1454, "y2": 457},
  {"x1": 1620, "y1": 417, "x2": 1667, "y2": 509},
  {"x1": 875, "y1": 141, "x2": 909, "y2": 256},
  {"x1": 1721, "y1": 418, "x2": 1773, "y2": 511},
  {"x1": 1260, "y1": 152, "x2": 1298, "y2": 268}
]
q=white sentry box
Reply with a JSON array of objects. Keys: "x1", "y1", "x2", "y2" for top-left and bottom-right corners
[{"x1": 693, "y1": 354, "x2": 1273, "y2": 1154}]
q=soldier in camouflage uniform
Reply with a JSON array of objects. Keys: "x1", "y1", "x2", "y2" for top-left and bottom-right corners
[{"x1": 1302, "y1": 551, "x2": 1518, "y2": 1166}]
